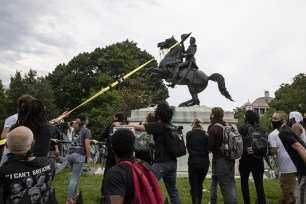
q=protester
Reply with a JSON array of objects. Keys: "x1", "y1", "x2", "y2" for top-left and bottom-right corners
[
  {"x1": 0, "y1": 126, "x2": 56, "y2": 203},
  {"x1": 114, "y1": 101, "x2": 181, "y2": 204},
  {"x1": 269, "y1": 129, "x2": 297, "y2": 204},
  {"x1": 135, "y1": 112, "x2": 156, "y2": 164},
  {"x1": 99, "y1": 112, "x2": 126, "y2": 202},
  {"x1": 272, "y1": 111, "x2": 306, "y2": 203},
  {"x1": 186, "y1": 118, "x2": 209, "y2": 204},
  {"x1": 289, "y1": 111, "x2": 306, "y2": 143},
  {"x1": 239, "y1": 110, "x2": 266, "y2": 204},
  {"x1": 207, "y1": 107, "x2": 237, "y2": 204},
  {"x1": 66, "y1": 114, "x2": 92, "y2": 204},
  {"x1": 0, "y1": 94, "x2": 35, "y2": 166},
  {"x1": 10, "y1": 99, "x2": 59, "y2": 158},
  {"x1": 104, "y1": 128, "x2": 163, "y2": 204},
  {"x1": 67, "y1": 121, "x2": 75, "y2": 141}
]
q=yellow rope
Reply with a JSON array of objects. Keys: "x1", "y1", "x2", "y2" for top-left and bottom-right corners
[
  {"x1": 50, "y1": 58, "x2": 154, "y2": 124},
  {"x1": 0, "y1": 139, "x2": 6, "y2": 146},
  {"x1": 0, "y1": 59, "x2": 155, "y2": 145}
]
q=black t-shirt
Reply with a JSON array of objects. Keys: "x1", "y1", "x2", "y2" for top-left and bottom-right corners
[
  {"x1": 104, "y1": 161, "x2": 134, "y2": 204},
  {"x1": 144, "y1": 122, "x2": 175, "y2": 162},
  {"x1": 69, "y1": 127, "x2": 92, "y2": 156},
  {"x1": 279, "y1": 126, "x2": 306, "y2": 177},
  {"x1": 0, "y1": 157, "x2": 55, "y2": 204},
  {"x1": 10, "y1": 122, "x2": 57, "y2": 157},
  {"x1": 186, "y1": 129, "x2": 209, "y2": 165}
]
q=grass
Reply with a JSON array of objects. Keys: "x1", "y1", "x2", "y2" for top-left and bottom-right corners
[{"x1": 53, "y1": 165, "x2": 282, "y2": 204}]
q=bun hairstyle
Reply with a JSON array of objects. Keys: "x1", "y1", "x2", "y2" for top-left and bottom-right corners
[{"x1": 192, "y1": 118, "x2": 203, "y2": 129}]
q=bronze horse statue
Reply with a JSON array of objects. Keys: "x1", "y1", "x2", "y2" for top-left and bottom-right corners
[{"x1": 143, "y1": 36, "x2": 234, "y2": 107}]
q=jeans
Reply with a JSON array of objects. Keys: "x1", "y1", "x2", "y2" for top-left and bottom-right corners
[
  {"x1": 152, "y1": 160, "x2": 181, "y2": 204},
  {"x1": 188, "y1": 163, "x2": 209, "y2": 204},
  {"x1": 239, "y1": 158, "x2": 266, "y2": 204},
  {"x1": 210, "y1": 156, "x2": 236, "y2": 204},
  {"x1": 210, "y1": 173, "x2": 237, "y2": 204},
  {"x1": 66, "y1": 153, "x2": 85, "y2": 201}
]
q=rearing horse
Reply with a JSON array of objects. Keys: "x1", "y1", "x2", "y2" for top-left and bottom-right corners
[{"x1": 143, "y1": 36, "x2": 234, "y2": 107}]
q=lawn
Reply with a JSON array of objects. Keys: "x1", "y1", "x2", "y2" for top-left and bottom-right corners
[{"x1": 53, "y1": 165, "x2": 282, "y2": 204}]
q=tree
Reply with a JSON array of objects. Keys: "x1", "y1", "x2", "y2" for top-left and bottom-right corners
[
  {"x1": 270, "y1": 73, "x2": 306, "y2": 113},
  {"x1": 5, "y1": 70, "x2": 58, "y2": 119},
  {"x1": 0, "y1": 80, "x2": 7, "y2": 127},
  {"x1": 233, "y1": 107, "x2": 245, "y2": 129},
  {"x1": 47, "y1": 40, "x2": 168, "y2": 136}
]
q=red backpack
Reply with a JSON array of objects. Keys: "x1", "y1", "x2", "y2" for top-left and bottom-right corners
[{"x1": 120, "y1": 159, "x2": 164, "y2": 204}]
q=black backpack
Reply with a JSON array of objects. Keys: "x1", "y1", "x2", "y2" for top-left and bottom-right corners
[
  {"x1": 163, "y1": 124, "x2": 187, "y2": 158},
  {"x1": 246, "y1": 124, "x2": 269, "y2": 158}
]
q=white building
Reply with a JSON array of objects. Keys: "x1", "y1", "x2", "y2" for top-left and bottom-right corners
[{"x1": 241, "y1": 91, "x2": 274, "y2": 115}]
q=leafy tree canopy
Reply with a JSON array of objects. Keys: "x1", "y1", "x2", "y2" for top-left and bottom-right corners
[
  {"x1": 4, "y1": 70, "x2": 58, "y2": 119},
  {"x1": 47, "y1": 40, "x2": 168, "y2": 137},
  {"x1": 269, "y1": 73, "x2": 306, "y2": 114}
]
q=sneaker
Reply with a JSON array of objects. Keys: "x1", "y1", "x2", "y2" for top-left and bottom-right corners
[{"x1": 72, "y1": 192, "x2": 79, "y2": 200}]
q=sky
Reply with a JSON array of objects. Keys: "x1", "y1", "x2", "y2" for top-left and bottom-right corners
[{"x1": 1, "y1": 0, "x2": 306, "y2": 111}]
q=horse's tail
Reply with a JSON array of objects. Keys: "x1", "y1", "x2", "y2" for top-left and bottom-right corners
[{"x1": 208, "y1": 73, "x2": 234, "y2": 101}]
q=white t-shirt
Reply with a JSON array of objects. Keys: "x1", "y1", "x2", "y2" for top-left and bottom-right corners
[
  {"x1": 67, "y1": 128, "x2": 74, "y2": 141},
  {"x1": 1, "y1": 113, "x2": 18, "y2": 165},
  {"x1": 268, "y1": 129, "x2": 297, "y2": 173}
]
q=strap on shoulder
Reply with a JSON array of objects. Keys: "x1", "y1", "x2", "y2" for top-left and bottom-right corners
[{"x1": 214, "y1": 123, "x2": 225, "y2": 129}]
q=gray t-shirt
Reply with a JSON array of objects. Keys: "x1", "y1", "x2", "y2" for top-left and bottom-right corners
[{"x1": 68, "y1": 127, "x2": 92, "y2": 156}]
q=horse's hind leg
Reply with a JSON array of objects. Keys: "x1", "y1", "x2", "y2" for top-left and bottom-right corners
[{"x1": 178, "y1": 86, "x2": 200, "y2": 107}]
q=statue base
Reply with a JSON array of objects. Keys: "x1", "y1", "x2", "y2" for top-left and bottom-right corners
[{"x1": 128, "y1": 105, "x2": 238, "y2": 176}]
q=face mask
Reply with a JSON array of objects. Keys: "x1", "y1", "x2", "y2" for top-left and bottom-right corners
[
  {"x1": 271, "y1": 120, "x2": 283, "y2": 130},
  {"x1": 303, "y1": 118, "x2": 306, "y2": 124}
]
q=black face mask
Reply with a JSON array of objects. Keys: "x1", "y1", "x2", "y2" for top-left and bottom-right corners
[
  {"x1": 303, "y1": 118, "x2": 306, "y2": 124},
  {"x1": 271, "y1": 119, "x2": 283, "y2": 130}
]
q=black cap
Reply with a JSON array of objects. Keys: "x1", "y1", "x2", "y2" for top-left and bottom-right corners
[{"x1": 76, "y1": 114, "x2": 87, "y2": 121}]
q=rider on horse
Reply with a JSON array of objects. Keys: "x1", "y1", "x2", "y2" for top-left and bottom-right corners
[{"x1": 169, "y1": 36, "x2": 198, "y2": 87}]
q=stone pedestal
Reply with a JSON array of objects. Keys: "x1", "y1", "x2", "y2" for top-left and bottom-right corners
[{"x1": 128, "y1": 105, "x2": 238, "y2": 176}]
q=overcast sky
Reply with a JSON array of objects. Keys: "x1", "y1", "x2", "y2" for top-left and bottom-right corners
[{"x1": 1, "y1": 0, "x2": 306, "y2": 111}]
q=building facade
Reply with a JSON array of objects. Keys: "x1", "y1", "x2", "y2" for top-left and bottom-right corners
[{"x1": 241, "y1": 91, "x2": 274, "y2": 115}]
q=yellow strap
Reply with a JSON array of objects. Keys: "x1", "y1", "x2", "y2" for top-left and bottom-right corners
[
  {"x1": 51, "y1": 58, "x2": 154, "y2": 123},
  {"x1": 0, "y1": 138, "x2": 6, "y2": 146},
  {"x1": 203, "y1": 183, "x2": 210, "y2": 193}
]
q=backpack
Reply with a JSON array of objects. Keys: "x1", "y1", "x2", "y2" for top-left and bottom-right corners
[
  {"x1": 246, "y1": 124, "x2": 269, "y2": 158},
  {"x1": 134, "y1": 131, "x2": 152, "y2": 153},
  {"x1": 120, "y1": 159, "x2": 164, "y2": 204},
  {"x1": 163, "y1": 124, "x2": 187, "y2": 158},
  {"x1": 215, "y1": 123, "x2": 243, "y2": 159}
]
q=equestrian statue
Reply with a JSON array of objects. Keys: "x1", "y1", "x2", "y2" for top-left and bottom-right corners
[{"x1": 143, "y1": 33, "x2": 234, "y2": 107}]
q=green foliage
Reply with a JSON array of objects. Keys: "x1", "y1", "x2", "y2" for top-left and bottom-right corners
[
  {"x1": 259, "y1": 108, "x2": 276, "y2": 133},
  {"x1": 53, "y1": 167, "x2": 282, "y2": 204},
  {"x1": 233, "y1": 107, "x2": 245, "y2": 129},
  {"x1": 47, "y1": 40, "x2": 168, "y2": 136},
  {"x1": 4, "y1": 70, "x2": 57, "y2": 119},
  {"x1": 270, "y1": 73, "x2": 306, "y2": 113},
  {"x1": 0, "y1": 80, "x2": 7, "y2": 128}
]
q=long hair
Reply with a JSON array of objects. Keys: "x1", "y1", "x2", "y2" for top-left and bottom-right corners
[{"x1": 17, "y1": 100, "x2": 47, "y2": 130}]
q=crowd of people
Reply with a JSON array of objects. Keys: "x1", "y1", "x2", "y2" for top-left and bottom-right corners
[{"x1": 1, "y1": 95, "x2": 306, "y2": 204}]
